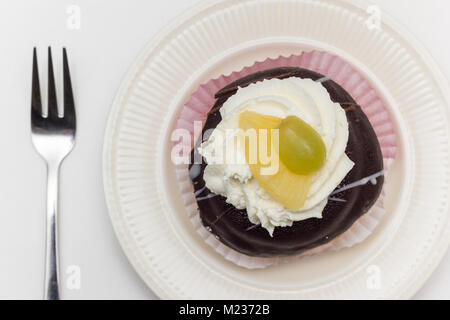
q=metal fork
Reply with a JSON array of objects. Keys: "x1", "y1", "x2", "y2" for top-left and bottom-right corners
[{"x1": 31, "y1": 47, "x2": 76, "y2": 300}]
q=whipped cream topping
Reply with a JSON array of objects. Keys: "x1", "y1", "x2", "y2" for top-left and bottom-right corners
[{"x1": 199, "y1": 77, "x2": 354, "y2": 235}]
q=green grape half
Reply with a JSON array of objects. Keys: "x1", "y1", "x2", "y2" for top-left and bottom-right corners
[{"x1": 278, "y1": 116, "x2": 326, "y2": 175}]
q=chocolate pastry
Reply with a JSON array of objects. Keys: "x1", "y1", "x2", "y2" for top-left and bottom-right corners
[{"x1": 189, "y1": 67, "x2": 384, "y2": 257}]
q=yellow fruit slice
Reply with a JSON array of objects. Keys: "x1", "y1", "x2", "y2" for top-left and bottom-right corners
[{"x1": 238, "y1": 111, "x2": 312, "y2": 210}]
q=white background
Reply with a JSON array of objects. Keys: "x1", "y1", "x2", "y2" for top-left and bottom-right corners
[{"x1": 0, "y1": 0, "x2": 448, "y2": 299}]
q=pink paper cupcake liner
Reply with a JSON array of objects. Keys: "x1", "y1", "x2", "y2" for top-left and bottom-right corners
[{"x1": 174, "y1": 51, "x2": 397, "y2": 269}]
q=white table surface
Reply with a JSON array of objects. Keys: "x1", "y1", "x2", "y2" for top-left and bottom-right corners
[{"x1": 0, "y1": 0, "x2": 448, "y2": 300}]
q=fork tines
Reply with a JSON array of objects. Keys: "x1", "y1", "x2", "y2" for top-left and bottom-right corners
[{"x1": 31, "y1": 47, "x2": 75, "y2": 126}]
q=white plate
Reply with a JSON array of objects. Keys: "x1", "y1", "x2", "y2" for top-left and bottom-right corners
[{"x1": 103, "y1": 0, "x2": 450, "y2": 299}]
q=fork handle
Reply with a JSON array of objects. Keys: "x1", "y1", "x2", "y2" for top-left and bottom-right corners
[{"x1": 44, "y1": 163, "x2": 61, "y2": 300}]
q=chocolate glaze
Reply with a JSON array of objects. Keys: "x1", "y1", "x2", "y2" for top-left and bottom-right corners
[{"x1": 189, "y1": 67, "x2": 384, "y2": 257}]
